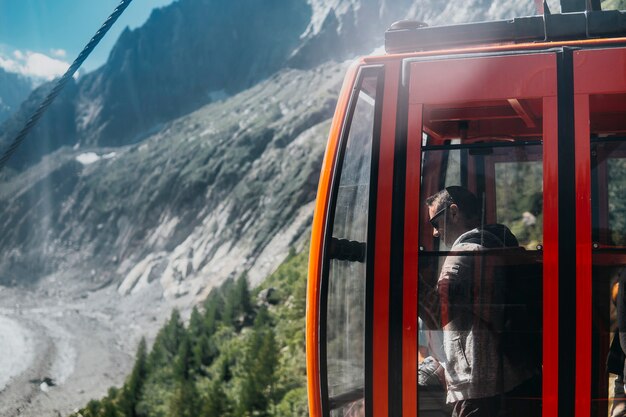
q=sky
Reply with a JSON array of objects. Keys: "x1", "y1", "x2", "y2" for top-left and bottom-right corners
[{"x1": 0, "y1": 0, "x2": 175, "y2": 82}]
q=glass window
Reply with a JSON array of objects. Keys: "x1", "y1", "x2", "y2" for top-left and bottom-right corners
[
  {"x1": 591, "y1": 138, "x2": 626, "y2": 416},
  {"x1": 325, "y1": 68, "x2": 380, "y2": 417},
  {"x1": 607, "y1": 154, "x2": 626, "y2": 247},
  {"x1": 495, "y1": 160, "x2": 543, "y2": 250},
  {"x1": 417, "y1": 99, "x2": 544, "y2": 416}
]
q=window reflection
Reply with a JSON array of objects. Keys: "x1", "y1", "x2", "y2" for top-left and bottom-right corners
[
  {"x1": 591, "y1": 139, "x2": 626, "y2": 417},
  {"x1": 418, "y1": 135, "x2": 543, "y2": 416},
  {"x1": 325, "y1": 69, "x2": 380, "y2": 417}
]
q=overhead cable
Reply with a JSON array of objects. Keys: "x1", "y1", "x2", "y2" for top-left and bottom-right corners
[{"x1": 0, "y1": 0, "x2": 134, "y2": 172}]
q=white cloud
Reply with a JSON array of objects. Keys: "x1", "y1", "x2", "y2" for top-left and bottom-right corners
[
  {"x1": 0, "y1": 49, "x2": 70, "y2": 82},
  {"x1": 24, "y1": 52, "x2": 69, "y2": 79},
  {"x1": 50, "y1": 48, "x2": 67, "y2": 58}
]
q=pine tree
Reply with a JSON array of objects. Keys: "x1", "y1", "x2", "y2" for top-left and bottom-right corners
[
  {"x1": 120, "y1": 338, "x2": 148, "y2": 417},
  {"x1": 101, "y1": 397, "x2": 119, "y2": 417},
  {"x1": 192, "y1": 334, "x2": 213, "y2": 371},
  {"x1": 188, "y1": 306, "x2": 212, "y2": 370},
  {"x1": 170, "y1": 335, "x2": 201, "y2": 417},
  {"x1": 235, "y1": 273, "x2": 252, "y2": 318},
  {"x1": 203, "y1": 288, "x2": 224, "y2": 328},
  {"x1": 237, "y1": 309, "x2": 278, "y2": 417},
  {"x1": 169, "y1": 379, "x2": 200, "y2": 417},
  {"x1": 188, "y1": 307, "x2": 204, "y2": 341},
  {"x1": 202, "y1": 380, "x2": 230, "y2": 417},
  {"x1": 149, "y1": 309, "x2": 185, "y2": 369},
  {"x1": 84, "y1": 400, "x2": 101, "y2": 417},
  {"x1": 261, "y1": 328, "x2": 279, "y2": 412},
  {"x1": 174, "y1": 335, "x2": 194, "y2": 380},
  {"x1": 224, "y1": 274, "x2": 252, "y2": 328}
]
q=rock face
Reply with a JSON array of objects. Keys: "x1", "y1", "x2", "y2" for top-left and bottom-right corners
[
  {"x1": 0, "y1": 69, "x2": 32, "y2": 125},
  {"x1": 0, "y1": 0, "x2": 536, "y2": 169},
  {"x1": 0, "y1": 0, "x2": 313, "y2": 168},
  {"x1": 0, "y1": 0, "x2": 535, "y2": 298},
  {"x1": 0, "y1": 63, "x2": 345, "y2": 301}
]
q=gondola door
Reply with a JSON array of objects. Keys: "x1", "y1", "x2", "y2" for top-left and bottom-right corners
[
  {"x1": 572, "y1": 46, "x2": 626, "y2": 417},
  {"x1": 308, "y1": 62, "x2": 402, "y2": 417},
  {"x1": 401, "y1": 53, "x2": 559, "y2": 417}
]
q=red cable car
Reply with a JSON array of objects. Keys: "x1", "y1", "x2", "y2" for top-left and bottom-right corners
[{"x1": 308, "y1": 2, "x2": 626, "y2": 417}]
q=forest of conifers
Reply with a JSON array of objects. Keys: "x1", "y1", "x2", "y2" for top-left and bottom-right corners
[{"x1": 71, "y1": 247, "x2": 309, "y2": 417}]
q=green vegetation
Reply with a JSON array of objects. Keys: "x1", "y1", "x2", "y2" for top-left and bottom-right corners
[
  {"x1": 608, "y1": 158, "x2": 626, "y2": 246},
  {"x1": 602, "y1": 0, "x2": 626, "y2": 10},
  {"x1": 71, "y1": 247, "x2": 309, "y2": 417},
  {"x1": 494, "y1": 160, "x2": 543, "y2": 249}
]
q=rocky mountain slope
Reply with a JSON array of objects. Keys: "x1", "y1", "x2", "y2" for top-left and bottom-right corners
[
  {"x1": 0, "y1": 0, "x2": 543, "y2": 300},
  {"x1": 0, "y1": 0, "x2": 536, "y2": 169},
  {"x1": 0, "y1": 62, "x2": 345, "y2": 303},
  {"x1": 0, "y1": 68, "x2": 32, "y2": 125}
]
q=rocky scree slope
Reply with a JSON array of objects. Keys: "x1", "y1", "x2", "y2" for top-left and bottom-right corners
[{"x1": 0, "y1": 63, "x2": 346, "y2": 302}]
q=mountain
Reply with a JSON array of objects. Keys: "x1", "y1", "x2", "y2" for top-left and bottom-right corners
[
  {"x1": 0, "y1": 0, "x2": 540, "y2": 294},
  {"x1": 0, "y1": 68, "x2": 33, "y2": 124},
  {"x1": 0, "y1": 62, "x2": 344, "y2": 300},
  {"x1": 0, "y1": 0, "x2": 312, "y2": 168},
  {"x1": 0, "y1": 0, "x2": 535, "y2": 170}
]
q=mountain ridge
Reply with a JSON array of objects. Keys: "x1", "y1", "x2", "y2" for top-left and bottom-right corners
[
  {"x1": 0, "y1": 0, "x2": 538, "y2": 298},
  {"x1": 0, "y1": 68, "x2": 33, "y2": 125}
]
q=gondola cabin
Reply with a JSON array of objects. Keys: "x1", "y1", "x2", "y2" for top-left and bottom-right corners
[{"x1": 307, "y1": 3, "x2": 626, "y2": 417}]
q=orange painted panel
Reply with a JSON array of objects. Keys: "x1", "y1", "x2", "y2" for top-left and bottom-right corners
[{"x1": 307, "y1": 61, "x2": 360, "y2": 417}]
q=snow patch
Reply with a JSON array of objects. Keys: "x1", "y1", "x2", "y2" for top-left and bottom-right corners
[{"x1": 75, "y1": 152, "x2": 100, "y2": 165}]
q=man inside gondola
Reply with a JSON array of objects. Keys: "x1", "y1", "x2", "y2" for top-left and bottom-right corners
[{"x1": 424, "y1": 186, "x2": 541, "y2": 417}]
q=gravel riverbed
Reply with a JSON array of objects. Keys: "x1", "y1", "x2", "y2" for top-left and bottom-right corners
[{"x1": 0, "y1": 276, "x2": 175, "y2": 417}]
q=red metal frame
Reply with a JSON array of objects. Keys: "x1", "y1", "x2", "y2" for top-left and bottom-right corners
[
  {"x1": 408, "y1": 55, "x2": 556, "y2": 105},
  {"x1": 574, "y1": 92, "x2": 592, "y2": 417},
  {"x1": 403, "y1": 101, "x2": 422, "y2": 417},
  {"x1": 543, "y1": 95, "x2": 560, "y2": 417},
  {"x1": 371, "y1": 61, "x2": 401, "y2": 417}
]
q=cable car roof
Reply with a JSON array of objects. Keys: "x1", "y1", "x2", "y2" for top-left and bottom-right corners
[{"x1": 385, "y1": 9, "x2": 626, "y2": 54}]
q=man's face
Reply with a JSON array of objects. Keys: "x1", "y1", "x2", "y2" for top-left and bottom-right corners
[{"x1": 428, "y1": 203, "x2": 460, "y2": 248}]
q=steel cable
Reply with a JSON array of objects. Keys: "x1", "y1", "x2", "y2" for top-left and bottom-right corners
[{"x1": 0, "y1": 0, "x2": 134, "y2": 172}]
